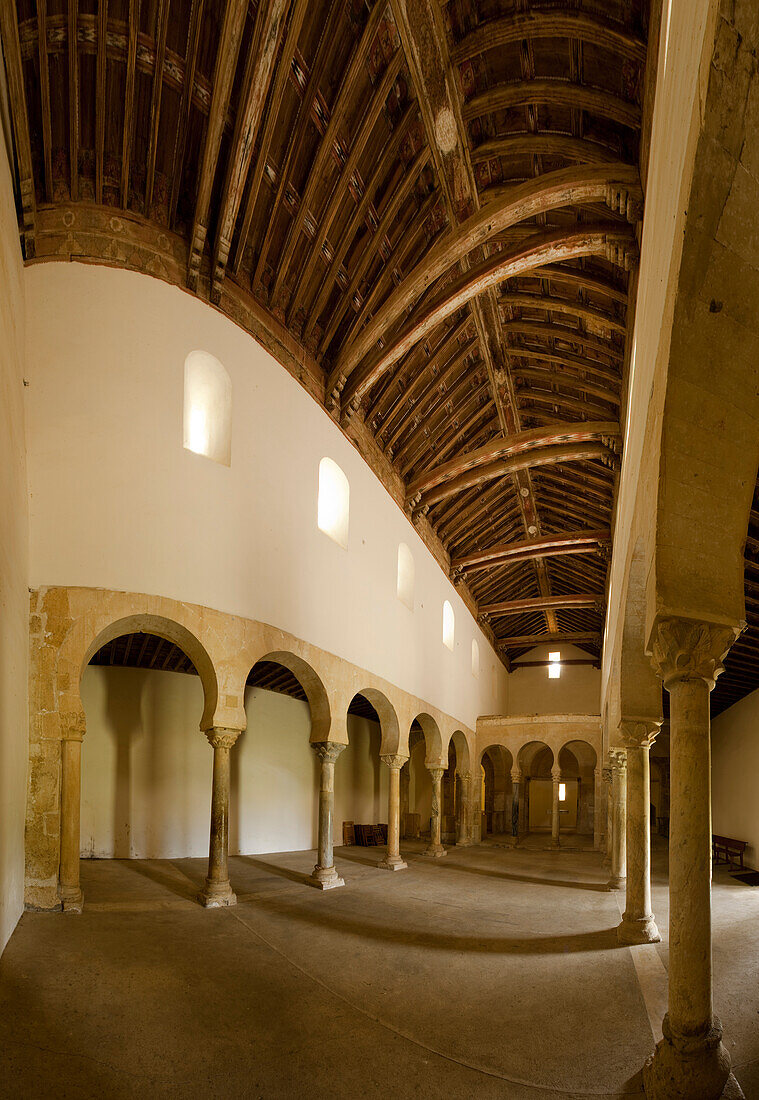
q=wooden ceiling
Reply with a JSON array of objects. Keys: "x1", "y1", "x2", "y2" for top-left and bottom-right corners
[{"x1": 2, "y1": 0, "x2": 657, "y2": 668}]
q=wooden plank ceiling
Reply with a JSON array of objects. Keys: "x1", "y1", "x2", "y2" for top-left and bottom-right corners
[{"x1": 3, "y1": 0, "x2": 657, "y2": 672}]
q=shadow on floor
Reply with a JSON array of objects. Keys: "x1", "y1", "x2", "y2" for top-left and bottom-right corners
[
  {"x1": 240, "y1": 890, "x2": 625, "y2": 956},
  {"x1": 437, "y1": 857, "x2": 610, "y2": 893},
  {"x1": 235, "y1": 856, "x2": 314, "y2": 886},
  {"x1": 96, "y1": 859, "x2": 201, "y2": 902}
]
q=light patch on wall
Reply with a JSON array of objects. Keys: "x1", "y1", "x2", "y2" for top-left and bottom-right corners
[
  {"x1": 318, "y1": 457, "x2": 349, "y2": 549},
  {"x1": 471, "y1": 638, "x2": 479, "y2": 678},
  {"x1": 442, "y1": 600, "x2": 454, "y2": 651},
  {"x1": 183, "y1": 350, "x2": 232, "y2": 465},
  {"x1": 548, "y1": 650, "x2": 561, "y2": 679},
  {"x1": 559, "y1": 782, "x2": 566, "y2": 802},
  {"x1": 397, "y1": 542, "x2": 414, "y2": 610}
]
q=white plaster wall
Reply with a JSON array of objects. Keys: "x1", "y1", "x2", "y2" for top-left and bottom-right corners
[
  {"x1": 24, "y1": 263, "x2": 508, "y2": 731},
  {"x1": 712, "y1": 690, "x2": 759, "y2": 867},
  {"x1": 504, "y1": 645, "x2": 601, "y2": 716},
  {"x1": 80, "y1": 666, "x2": 397, "y2": 858},
  {"x1": 0, "y1": 133, "x2": 28, "y2": 954}
]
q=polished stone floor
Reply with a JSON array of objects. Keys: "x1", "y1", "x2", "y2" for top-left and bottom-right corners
[{"x1": 1, "y1": 837, "x2": 757, "y2": 1098}]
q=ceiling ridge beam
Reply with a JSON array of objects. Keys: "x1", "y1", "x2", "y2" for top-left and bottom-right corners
[
  {"x1": 331, "y1": 162, "x2": 641, "y2": 390},
  {"x1": 450, "y1": 12, "x2": 646, "y2": 67},
  {"x1": 210, "y1": 0, "x2": 291, "y2": 302},
  {"x1": 187, "y1": 0, "x2": 248, "y2": 292}
]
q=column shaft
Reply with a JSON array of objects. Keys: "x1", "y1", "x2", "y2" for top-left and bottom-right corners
[
  {"x1": 379, "y1": 756, "x2": 408, "y2": 870},
  {"x1": 59, "y1": 736, "x2": 83, "y2": 912},
  {"x1": 608, "y1": 754, "x2": 627, "y2": 889},
  {"x1": 551, "y1": 773, "x2": 561, "y2": 848},
  {"x1": 199, "y1": 728, "x2": 240, "y2": 908},
  {"x1": 423, "y1": 768, "x2": 446, "y2": 857},
  {"x1": 618, "y1": 731, "x2": 660, "y2": 944},
  {"x1": 456, "y1": 772, "x2": 472, "y2": 845},
  {"x1": 309, "y1": 742, "x2": 346, "y2": 889}
]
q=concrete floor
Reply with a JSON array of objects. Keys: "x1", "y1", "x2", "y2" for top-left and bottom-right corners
[{"x1": 1, "y1": 838, "x2": 757, "y2": 1099}]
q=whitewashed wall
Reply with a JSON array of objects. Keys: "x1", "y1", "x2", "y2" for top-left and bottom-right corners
[
  {"x1": 503, "y1": 644, "x2": 601, "y2": 717},
  {"x1": 712, "y1": 690, "x2": 759, "y2": 868},
  {"x1": 25, "y1": 263, "x2": 508, "y2": 731},
  {"x1": 0, "y1": 133, "x2": 28, "y2": 955}
]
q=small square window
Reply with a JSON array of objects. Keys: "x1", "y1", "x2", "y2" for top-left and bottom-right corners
[
  {"x1": 548, "y1": 663, "x2": 561, "y2": 679},
  {"x1": 548, "y1": 651, "x2": 561, "y2": 663}
]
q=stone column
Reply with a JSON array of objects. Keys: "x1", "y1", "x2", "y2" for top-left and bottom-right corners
[
  {"x1": 593, "y1": 766, "x2": 603, "y2": 850},
  {"x1": 617, "y1": 721, "x2": 660, "y2": 944},
  {"x1": 644, "y1": 619, "x2": 742, "y2": 1099},
  {"x1": 608, "y1": 750, "x2": 627, "y2": 890},
  {"x1": 379, "y1": 755, "x2": 408, "y2": 871},
  {"x1": 510, "y1": 766, "x2": 522, "y2": 846},
  {"x1": 309, "y1": 741, "x2": 346, "y2": 889},
  {"x1": 602, "y1": 764, "x2": 613, "y2": 867},
  {"x1": 469, "y1": 770, "x2": 482, "y2": 843},
  {"x1": 456, "y1": 772, "x2": 472, "y2": 845},
  {"x1": 199, "y1": 727, "x2": 242, "y2": 908},
  {"x1": 59, "y1": 731, "x2": 84, "y2": 912},
  {"x1": 550, "y1": 766, "x2": 561, "y2": 848},
  {"x1": 423, "y1": 766, "x2": 447, "y2": 857}
]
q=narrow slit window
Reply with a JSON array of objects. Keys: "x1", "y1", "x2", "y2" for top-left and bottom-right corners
[
  {"x1": 318, "y1": 457, "x2": 349, "y2": 549},
  {"x1": 397, "y1": 543, "x2": 414, "y2": 610},
  {"x1": 183, "y1": 350, "x2": 232, "y2": 465},
  {"x1": 559, "y1": 782, "x2": 566, "y2": 802},
  {"x1": 548, "y1": 650, "x2": 561, "y2": 679},
  {"x1": 471, "y1": 638, "x2": 479, "y2": 678},
  {"x1": 442, "y1": 600, "x2": 455, "y2": 651}
]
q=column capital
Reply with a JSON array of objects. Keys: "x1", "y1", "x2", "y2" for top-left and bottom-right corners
[
  {"x1": 510, "y1": 766, "x2": 522, "y2": 783},
  {"x1": 457, "y1": 770, "x2": 472, "y2": 782},
  {"x1": 381, "y1": 753, "x2": 409, "y2": 770},
  {"x1": 601, "y1": 766, "x2": 613, "y2": 785},
  {"x1": 619, "y1": 718, "x2": 660, "y2": 749},
  {"x1": 551, "y1": 765, "x2": 562, "y2": 781},
  {"x1": 427, "y1": 766, "x2": 446, "y2": 782},
  {"x1": 310, "y1": 740, "x2": 346, "y2": 764},
  {"x1": 650, "y1": 616, "x2": 742, "y2": 690},
  {"x1": 205, "y1": 727, "x2": 242, "y2": 750},
  {"x1": 609, "y1": 748, "x2": 627, "y2": 772}
]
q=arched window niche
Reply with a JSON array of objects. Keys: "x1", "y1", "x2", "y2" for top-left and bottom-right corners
[
  {"x1": 183, "y1": 350, "x2": 232, "y2": 466},
  {"x1": 397, "y1": 542, "x2": 415, "y2": 610},
  {"x1": 442, "y1": 600, "x2": 455, "y2": 651},
  {"x1": 318, "y1": 457, "x2": 350, "y2": 549},
  {"x1": 471, "y1": 638, "x2": 479, "y2": 678}
]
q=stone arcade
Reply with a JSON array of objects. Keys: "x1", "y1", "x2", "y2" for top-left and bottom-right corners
[{"x1": 1, "y1": 1, "x2": 759, "y2": 1097}]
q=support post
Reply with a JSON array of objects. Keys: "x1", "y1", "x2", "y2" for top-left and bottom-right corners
[
  {"x1": 59, "y1": 731, "x2": 84, "y2": 912},
  {"x1": 602, "y1": 764, "x2": 613, "y2": 866},
  {"x1": 593, "y1": 766, "x2": 603, "y2": 850},
  {"x1": 618, "y1": 721, "x2": 660, "y2": 945},
  {"x1": 456, "y1": 771, "x2": 473, "y2": 845},
  {"x1": 644, "y1": 619, "x2": 743, "y2": 1099},
  {"x1": 551, "y1": 765, "x2": 561, "y2": 849},
  {"x1": 510, "y1": 765, "x2": 522, "y2": 846},
  {"x1": 379, "y1": 754, "x2": 408, "y2": 870},
  {"x1": 423, "y1": 766, "x2": 447, "y2": 857},
  {"x1": 199, "y1": 727, "x2": 242, "y2": 908},
  {"x1": 308, "y1": 741, "x2": 346, "y2": 889},
  {"x1": 607, "y1": 749, "x2": 627, "y2": 889}
]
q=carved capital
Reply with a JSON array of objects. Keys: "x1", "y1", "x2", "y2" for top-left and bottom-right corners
[
  {"x1": 608, "y1": 748, "x2": 627, "y2": 773},
  {"x1": 427, "y1": 766, "x2": 445, "y2": 782},
  {"x1": 619, "y1": 718, "x2": 660, "y2": 749},
  {"x1": 205, "y1": 727, "x2": 242, "y2": 750},
  {"x1": 601, "y1": 766, "x2": 612, "y2": 785},
  {"x1": 457, "y1": 771, "x2": 472, "y2": 783},
  {"x1": 650, "y1": 617, "x2": 742, "y2": 690},
  {"x1": 551, "y1": 766, "x2": 562, "y2": 782},
  {"x1": 381, "y1": 754, "x2": 409, "y2": 770},
  {"x1": 311, "y1": 741, "x2": 346, "y2": 765},
  {"x1": 510, "y1": 767, "x2": 522, "y2": 784}
]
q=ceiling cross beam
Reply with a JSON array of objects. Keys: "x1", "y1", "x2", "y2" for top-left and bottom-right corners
[
  {"x1": 480, "y1": 593, "x2": 605, "y2": 617},
  {"x1": 451, "y1": 529, "x2": 611, "y2": 577},
  {"x1": 0, "y1": 0, "x2": 36, "y2": 255}
]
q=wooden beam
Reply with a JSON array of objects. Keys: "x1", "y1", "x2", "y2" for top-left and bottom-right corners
[
  {"x1": 121, "y1": 0, "x2": 140, "y2": 208},
  {"x1": 210, "y1": 0, "x2": 291, "y2": 300},
  {"x1": 37, "y1": 0, "x2": 53, "y2": 202},
  {"x1": 497, "y1": 631, "x2": 602, "y2": 650},
  {"x1": 169, "y1": 0, "x2": 205, "y2": 225},
  {"x1": 418, "y1": 440, "x2": 614, "y2": 510},
  {"x1": 462, "y1": 81, "x2": 641, "y2": 131},
  {"x1": 533, "y1": 264, "x2": 628, "y2": 305},
  {"x1": 450, "y1": 12, "x2": 646, "y2": 67},
  {"x1": 0, "y1": 0, "x2": 36, "y2": 254},
  {"x1": 499, "y1": 292, "x2": 626, "y2": 335},
  {"x1": 230, "y1": 0, "x2": 310, "y2": 273},
  {"x1": 513, "y1": 368, "x2": 619, "y2": 406},
  {"x1": 451, "y1": 529, "x2": 610, "y2": 575},
  {"x1": 502, "y1": 319, "x2": 623, "y2": 360},
  {"x1": 144, "y1": 0, "x2": 169, "y2": 213},
  {"x1": 95, "y1": 0, "x2": 108, "y2": 204},
  {"x1": 187, "y1": 0, "x2": 248, "y2": 291},
  {"x1": 340, "y1": 224, "x2": 636, "y2": 408},
  {"x1": 331, "y1": 162, "x2": 641, "y2": 389},
  {"x1": 68, "y1": 0, "x2": 79, "y2": 200},
  {"x1": 472, "y1": 133, "x2": 622, "y2": 166},
  {"x1": 481, "y1": 593, "x2": 604, "y2": 617}
]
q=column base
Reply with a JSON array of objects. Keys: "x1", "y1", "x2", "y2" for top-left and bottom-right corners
[
  {"x1": 422, "y1": 844, "x2": 447, "y2": 858},
  {"x1": 455, "y1": 838, "x2": 473, "y2": 848},
  {"x1": 59, "y1": 885, "x2": 84, "y2": 913},
  {"x1": 198, "y1": 880, "x2": 237, "y2": 908},
  {"x1": 308, "y1": 865, "x2": 345, "y2": 890},
  {"x1": 607, "y1": 874, "x2": 626, "y2": 891},
  {"x1": 643, "y1": 1015, "x2": 741, "y2": 1099},
  {"x1": 378, "y1": 855, "x2": 408, "y2": 871},
  {"x1": 550, "y1": 838, "x2": 561, "y2": 849},
  {"x1": 617, "y1": 913, "x2": 661, "y2": 945}
]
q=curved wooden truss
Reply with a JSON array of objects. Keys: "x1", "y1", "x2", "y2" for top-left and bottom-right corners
[{"x1": 1, "y1": 0, "x2": 658, "y2": 665}]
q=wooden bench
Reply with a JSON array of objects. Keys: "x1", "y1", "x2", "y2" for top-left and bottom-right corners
[{"x1": 712, "y1": 834, "x2": 748, "y2": 870}]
